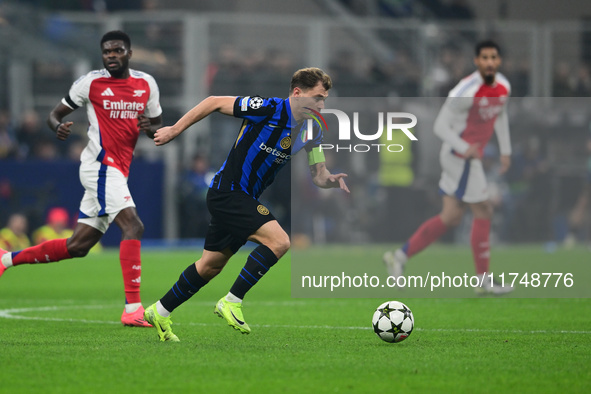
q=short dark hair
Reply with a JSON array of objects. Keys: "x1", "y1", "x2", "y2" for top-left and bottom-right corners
[
  {"x1": 290, "y1": 67, "x2": 332, "y2": 93},
  {"x1": 100, "y1": 30, "x2": 131, "y2": 49},
  {"x1": 475, "y1": 40, "x2": 500, "y2": 56}
]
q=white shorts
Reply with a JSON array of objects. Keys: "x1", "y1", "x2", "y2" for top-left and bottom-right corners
[
  {"x1": 77, "y1": 161, "x2": 135, "y2": 233},
  {"x1": 438, "y1": 149, "x2": 489, "y2": 203}
]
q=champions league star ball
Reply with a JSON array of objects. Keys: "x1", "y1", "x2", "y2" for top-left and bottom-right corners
[{"x1": 372, "y1": 301, "x2": 414, "y2": 343}]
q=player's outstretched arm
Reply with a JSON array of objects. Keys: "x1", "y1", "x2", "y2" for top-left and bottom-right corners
[
  {"x1": 47, "y1": 103, "x2": 75, "y2": 141},
  {"x1": 309, "y1": 162, "x2": 350, "y2": 193},
  {"x1": 154, "y1": 96, "x2": 236, "y2": 146}
]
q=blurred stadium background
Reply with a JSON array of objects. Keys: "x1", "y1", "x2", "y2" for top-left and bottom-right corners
[{"x1": 1, "y1": 0, "x2": 590, "y2": 247}]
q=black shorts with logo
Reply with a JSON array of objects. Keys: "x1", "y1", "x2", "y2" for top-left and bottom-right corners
[{"x1": 204, "y1": 188, "x2": 276, "y2": 254}]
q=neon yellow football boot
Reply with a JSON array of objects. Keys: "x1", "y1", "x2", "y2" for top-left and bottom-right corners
[
  {"x1": 214, "y1": 297, "x2": 251, "y2": 334},
  {"x1": 144, "y1": 303, "x2": 179, "y2": 342}
]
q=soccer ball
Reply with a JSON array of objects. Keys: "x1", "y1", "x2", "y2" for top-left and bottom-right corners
[{"x1": 372, "y1": 301, "x2": 414, "y2": 343}]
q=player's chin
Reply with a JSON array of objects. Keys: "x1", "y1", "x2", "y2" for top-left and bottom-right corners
[{"x1": 106, "y1": 64, "x2": 121, "y2": 73}]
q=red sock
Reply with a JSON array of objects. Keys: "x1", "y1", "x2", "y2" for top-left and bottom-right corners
[
  {"x1": 12, "y1": 239, "x2": 71, "y2": 266},
  {"x1": 120, "y1": 239, "x2": 142, "y2": 304},
  {"x1": 471, "y1": 218, "x2": 491, "y2": 275},
  {"x1": 403, "y1": 215, "x2": 448, "y2": 258}
]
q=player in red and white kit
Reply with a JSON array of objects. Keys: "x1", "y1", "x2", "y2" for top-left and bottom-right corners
[
  {"x1": 0, "y1": 31, "x2": 163, "y2": 324},
  {"x1": 384, "y1": 40, "x2": 513, "y2": 295}
]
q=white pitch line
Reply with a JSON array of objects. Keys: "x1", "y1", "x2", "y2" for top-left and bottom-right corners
[
  {"x1": 0, "y1": 305, "x2": 120, "y2": 325},
  {"x1": 0, "y1": 305, "x2": 590, "y2": 335}
]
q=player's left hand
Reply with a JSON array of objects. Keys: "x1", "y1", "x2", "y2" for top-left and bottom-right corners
[
  {"x1": 499, "y1": 155, "x2": 511, "y2": 174},
  {"x1": 328, "y1": 173, "x2": 350, "y2": 193}
]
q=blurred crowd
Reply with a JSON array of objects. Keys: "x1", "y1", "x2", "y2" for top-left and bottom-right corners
[
  {"x1": 205, "y1": 41, "x2": 537, "y2": 101},
  {"x1": 0, "y1": 207, "x2": 102, "y2": 253},
  {"x1": 553, "y1": 61, "x2": 591, "y2": 97},
  {"x1": 0, "y1": 109, "x2": 85, "y2": 161}
]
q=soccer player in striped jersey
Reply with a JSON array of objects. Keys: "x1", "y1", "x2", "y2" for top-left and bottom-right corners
[
  {"x1": 0, "y1": 31, "x2": 163, "y2": 326},
  {"x1": 383, "y1": 40, "x2": 514, "y2": 295},
  {"x1": 144, "y1": 67, "x2": 349, "y2": 341}
]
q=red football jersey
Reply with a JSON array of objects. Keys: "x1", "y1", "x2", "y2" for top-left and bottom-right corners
[
  {"x1": 446, "y1": 71, "x2": 511, "y2": 157},
  {"x1": 63, "y1": 69, "x2": 162, "y2": 176}
]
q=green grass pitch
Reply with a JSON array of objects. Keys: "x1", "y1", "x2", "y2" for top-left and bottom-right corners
[{"x1": 0, "y1": 245, "x2": 589, "y2": 393}]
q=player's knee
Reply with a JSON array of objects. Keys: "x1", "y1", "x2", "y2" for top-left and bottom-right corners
[
  {"x1": 200, "y1": 265, "x2": 223, "y2": 280},
  {"x1": 196, "y1": 259, "x2": 226, "y2": 281},
  {"x1": 270, "y1": 235, "x2": 290, "y2": 258},
  {"x1": 122, "y1": 219, "x2": 144, "y2": 239}
]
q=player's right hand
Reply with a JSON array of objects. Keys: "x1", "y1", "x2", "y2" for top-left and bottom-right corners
[
  {"x1": 56, "y1": 121, "x2": 74, "y2": 141},
  {"x1": 153, "y1": 126, "x2": 180, "y2": 146}
]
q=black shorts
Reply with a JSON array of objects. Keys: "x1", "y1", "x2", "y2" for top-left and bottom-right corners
[{"x1": 204, "y1": 188, "x2": 276, "y2": 254}]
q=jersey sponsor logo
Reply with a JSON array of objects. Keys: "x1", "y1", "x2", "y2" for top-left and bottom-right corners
[
  {"x1": 259, "y1": 141, "x2": 291, "y2": 164},
  {"x1": 102, "y1": 100, "x2": 145, "y2": 111},
  {"x1": 478, "y1": 104, "x2": 503, "y2": 121},
  {"x1": 280, "y1": 136, "x2": 291, "y2": 149},
  {"x1": 257, "y1": 205, "x2": 270, "y2": 215},
  {"x1": 101, "y1": 88, "x2": 115, "y2": 96},
  {"x1": 249, "y1": 97, "x2": 264, "y2": 109},
  {"x1": 132, "y1": 90, "x2": 146, "y2": 97},
  {"x1": 103, "y1": 100, "x2": 146, "y2": 119}
]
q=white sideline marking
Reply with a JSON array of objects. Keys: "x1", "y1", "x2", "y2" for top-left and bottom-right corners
[{"x1": 0, "y1": 305, "x2": 590, "y2": 335}]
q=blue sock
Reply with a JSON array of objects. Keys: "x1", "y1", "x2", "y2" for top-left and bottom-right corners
[
  {"x1": 160, "y1": 263, "x2": 208, "y2": 312},
  {"x1": 229, "y1": 245, "x2": 279, "y2": 300}
]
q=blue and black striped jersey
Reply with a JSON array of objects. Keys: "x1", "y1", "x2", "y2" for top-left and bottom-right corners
[{"x1": 210, "y1": 96, "x2": 323, "y2": 199}]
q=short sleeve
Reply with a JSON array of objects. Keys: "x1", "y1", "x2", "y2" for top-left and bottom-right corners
[
  {"x1": 144, "y1": 74, "x2": 162, "y2": 118},
  {"x1": 233, "y1": 96, "x2": 278, "y2": 123},
  {"x1": 62, "y1": 73, "x2": 91, "y2": 109}
]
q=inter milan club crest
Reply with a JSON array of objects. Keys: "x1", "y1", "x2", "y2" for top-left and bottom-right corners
[
  {"x1": 280, "y1": 136, "x2": 291, "y2": 149},
  {"x1": 257, "y1": 205, "x2": 270, "y2": 215}
]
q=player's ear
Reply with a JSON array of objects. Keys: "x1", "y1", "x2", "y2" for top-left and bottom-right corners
[
  {"x1": 128, "y1": 48, "x2": 133, "y2": 59},
  {"x1": 292, "y1": 87, "x2": 301, "y2": 97}
]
